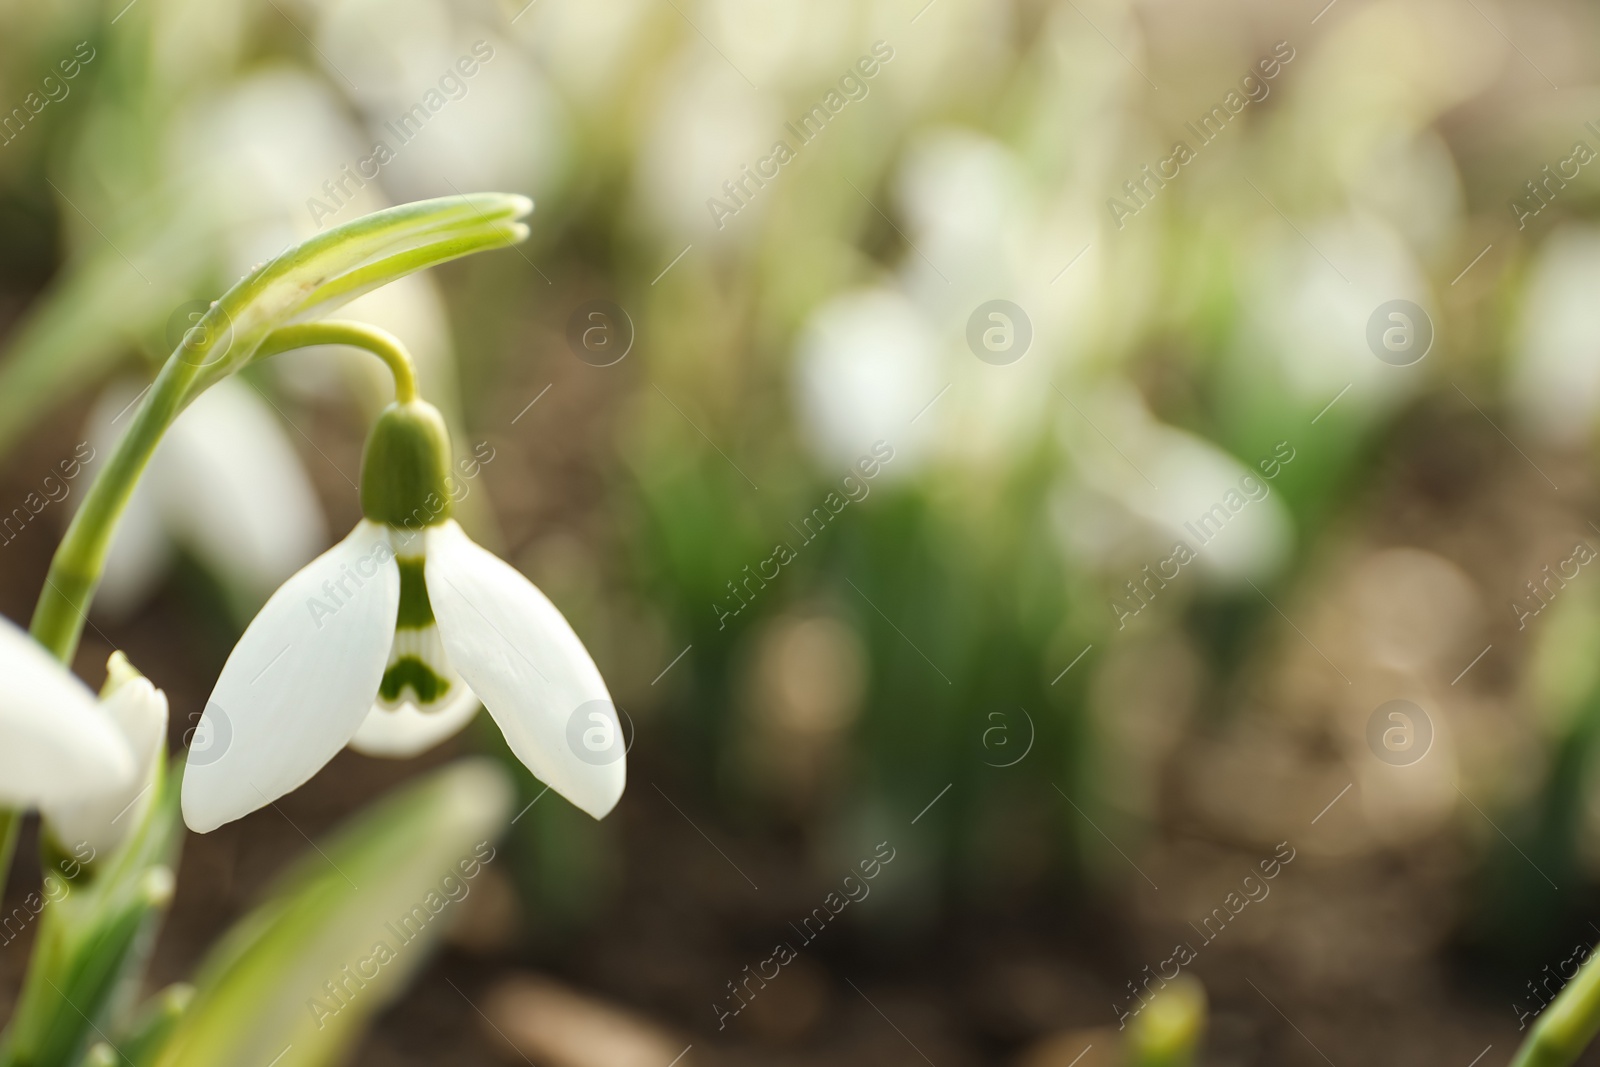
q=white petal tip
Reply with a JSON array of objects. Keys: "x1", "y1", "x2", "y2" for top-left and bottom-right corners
[
  {"x1": 542, "y1": 760, "x2": 625, "y2": 822},
  {"x1": 577, "y1": 791, "x2": 623, "y2": 821},
  {"x1": 179, "y1": 788, "x2": 231, "y2": 835}
]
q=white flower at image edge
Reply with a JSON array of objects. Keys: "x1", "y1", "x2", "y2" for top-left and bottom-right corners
[
  {"x1": 0, "y1": 619, "x2": 168, "y2": 855},
  {"x1": 182, "y1": 518, "x2": 625, "y2": 832}
]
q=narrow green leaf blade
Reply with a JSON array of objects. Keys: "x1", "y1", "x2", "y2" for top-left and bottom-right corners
[{"x1": 147, "y1": 760, "x2": 513, "y2": 1067}]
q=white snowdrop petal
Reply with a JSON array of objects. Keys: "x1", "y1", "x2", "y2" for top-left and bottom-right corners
[
  {"x1": 0, "y1": 617, "x2": 134, "y2": 811},
  {"x1": 348, "y1": 684, "x2": 482, "y2": 758},
  {"x1": 45, "y1": 666, "x2": 169, "y2": 855},
  {"x1": 424, "y1": 521, "x2": 624, "y2": 819},
  {"x1": 182, "y1": 521, "x2": 399, "y2": 833}
]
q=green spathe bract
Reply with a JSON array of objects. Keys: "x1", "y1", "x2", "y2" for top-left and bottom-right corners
[{"x1": 360, "y1": 400, "x2": 454, "y2": 529}]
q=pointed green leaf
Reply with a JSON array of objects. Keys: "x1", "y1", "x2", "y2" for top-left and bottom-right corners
[{"x1": 147, "y1": 760, "x2": 513, "y2": 1067}]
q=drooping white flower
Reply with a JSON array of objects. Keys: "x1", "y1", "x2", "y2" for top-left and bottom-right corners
[
  {"x1": 182, "y1": 399, "x2": 623, "y2": 833},
  {"x1": 0, "y1": 618, "x2": 167, "y2": 854}
]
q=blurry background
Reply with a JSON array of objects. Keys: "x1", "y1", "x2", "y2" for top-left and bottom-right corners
[{"x1": 1, "y1": 0, "x2": 1598, "y2": 1062}]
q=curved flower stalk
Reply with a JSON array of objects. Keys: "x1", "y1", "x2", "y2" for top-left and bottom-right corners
[{"x1": 183, "y1": 375, "x2": 625, "y2": 832}]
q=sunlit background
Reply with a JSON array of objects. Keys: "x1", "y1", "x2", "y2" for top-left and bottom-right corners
[{"x1": 2, "y1": 0, "x2": 1599, "y2": 1062}]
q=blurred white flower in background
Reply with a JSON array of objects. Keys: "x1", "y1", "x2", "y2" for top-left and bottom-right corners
[
  {"x1": 87, "y1": 377, "x2": 326, "y2": 620},
  {"x1": 705, "y1": 0, "x2": 855, "y2": 88},
  {"x1": 892, "y1": 127, "x2": 1103, "y2": 467},
  {"x1": 895, "y1": 128, "x2": 1036, "y2": 310},
  {"x1": 793, "y1": 128, "x2": 1110, "y2": 481},
  {"x1": 317, "y1": 0, "x2": 567, "y2": 201},
  {"x1": 1346, "y1": 129, "x2": 1464, "y2": 261},
  {"x1": 1510, "y1": 226, "x2": 1600, "y2": 446},
  {"x1": 1238, "y1": 209, "x2": 1431, "y2": 415},
  {"x1": 1059, "y1": 382, "x2": 1294, "y2": 584},
  {"x1": 794, "y1": 287, "x2": 940, "y2": 476},
  {"x1": 636, "y1": 54, "x2": 781, "y2": 242},
  {"x1": 172, "y1": 67, "x2": 384, "y2": 265},
  {"x1": 383, "y1": 46, "x2": 564, "y2": 200},
  {"x1": 517, "y1": 0, "x2": 655, "y2": 104},
  {"x1": 1270, "y1": 0, "x2": 1505, "y2": 205},
  {"x1": 174, "y1": 66, "x2": 471, "y2": 415}
]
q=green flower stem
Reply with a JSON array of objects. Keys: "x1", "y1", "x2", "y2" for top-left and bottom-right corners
[
  {"x1": 30, "y1": 346, "x2": 202, "y2": 663},
  {"x1": 253, "y1": 321, "x2": 419, "y2": 403},
  {"x1": 1512, "y1": 942, "x2": 1600, "y2": 1067}
]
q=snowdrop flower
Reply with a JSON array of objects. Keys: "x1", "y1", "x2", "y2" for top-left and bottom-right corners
[
  {"x1": 183, "y1": 398, "x2": 623, "y2": 833},
  {"x1": 1239, "y1": 209, "x2": 1429, "y2": 417},
  {"x1": 518, "y1": 0, "x2": 654, "y2": 104},
  {"x1": 1058, "y1": 382, "x2": 1293, "y2": 585},
  {"x1": 895, "y1": 128, "x2": 1035, "y2": 309},
  {"x1": 89, "y1": 376, "x2": 326, "y2": 620},
  {"x1": 1510, "y1": 226, "x2": 1600, "y2": 446},
  {"x1": 0, "y1": 617, "x2": 167, "y2": 854},
  {"x1": 636, "y1": 55, "x2": 781, "y2": 242},
  {"x1": 794, "y1": 287, "x2": 941, "y2": 476}
]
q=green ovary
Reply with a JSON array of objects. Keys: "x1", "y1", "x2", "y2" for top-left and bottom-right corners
[
  {"x1": 380, "y1": 655, "x2": 450, "y2": 705},
  {"x1": 394, "y1": 556, "x2": 436, "y2": 629}
]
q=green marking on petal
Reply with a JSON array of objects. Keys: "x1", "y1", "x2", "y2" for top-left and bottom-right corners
[
  {"x1": 394, "y1": 557, "x2": 436, "y2": 630},
  {"x1": 380, "y1": 656, "x2": 450, "y2": 705}
]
